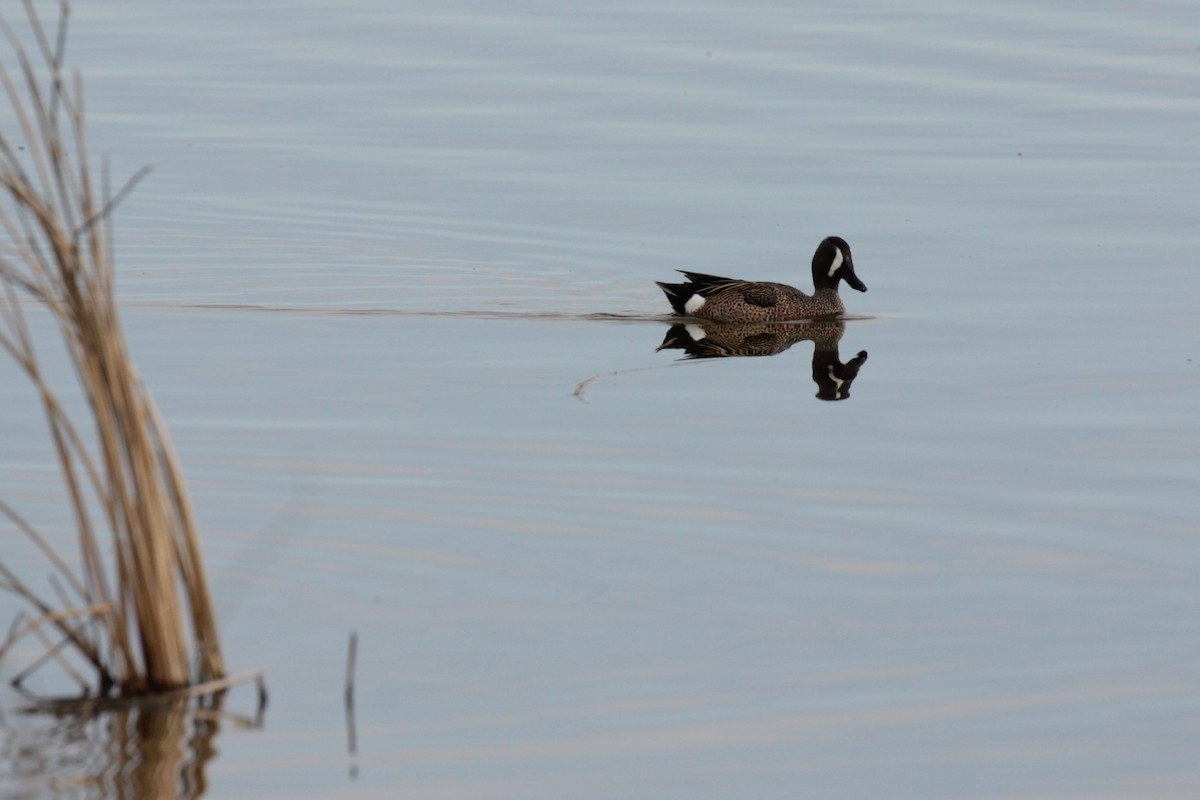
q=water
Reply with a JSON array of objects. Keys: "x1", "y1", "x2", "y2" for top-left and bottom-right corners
[{"x1": 2, "y1": 0, "x2": 1199, "y2": 797}]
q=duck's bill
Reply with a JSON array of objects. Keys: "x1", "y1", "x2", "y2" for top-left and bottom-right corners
[{"x1": 844, "y1": 268, "x2": 867, "y2": 292}]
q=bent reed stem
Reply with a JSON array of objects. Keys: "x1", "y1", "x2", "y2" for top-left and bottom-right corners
[{"x1": 0, "y1": 1, "x2": 226, "y2": 695}]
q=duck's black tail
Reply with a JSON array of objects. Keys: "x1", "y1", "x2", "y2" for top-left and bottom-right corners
[{"x1": 655, "y1": 281, "x2": 698, "y2": 316}]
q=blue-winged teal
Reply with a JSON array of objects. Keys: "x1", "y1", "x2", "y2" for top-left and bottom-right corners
[{"x1": 656, "y1": 236, "x2": 866, "y2": 322}]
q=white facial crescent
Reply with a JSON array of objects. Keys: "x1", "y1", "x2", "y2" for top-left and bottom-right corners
[{"x1": 828, "y1": 247, "x2": 844, "y2": 278}]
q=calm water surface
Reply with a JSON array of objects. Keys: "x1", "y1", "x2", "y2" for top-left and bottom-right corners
[{"x1": 2, "y1": 0, "x2": 1199, "y2": 797}]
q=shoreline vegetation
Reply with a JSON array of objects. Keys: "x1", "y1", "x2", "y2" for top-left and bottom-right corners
[{"x1": 0, "y1": 1, "x2": 257, "y2": 705}]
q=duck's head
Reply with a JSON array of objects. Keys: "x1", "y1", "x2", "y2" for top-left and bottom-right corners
[{"x1": 812, "y1": 236, "x2": 867, "y2": 293}]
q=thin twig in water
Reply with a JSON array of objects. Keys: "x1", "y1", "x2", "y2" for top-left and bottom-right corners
[
  {"x1": 345, "y1": 631, "x2": 359, "y2": 778},
  {"x1": 571, "y1": 361, "x2": 689, "y2": 404}
]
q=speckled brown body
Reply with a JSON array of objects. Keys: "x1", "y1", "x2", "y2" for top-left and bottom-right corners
[
  {"x1": 656, "y1": 236, "x2": 867, "y2": 323},
  {"x1": 680, "y1": 281, "x2": 845, "y2": 322}
]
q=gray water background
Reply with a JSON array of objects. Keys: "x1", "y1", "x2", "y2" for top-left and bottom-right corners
[{"x1": 1, "y1": 0, "x2": 1199, "y2": 797}]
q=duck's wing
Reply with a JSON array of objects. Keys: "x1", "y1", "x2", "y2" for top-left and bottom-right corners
[
  {"x1": 740, "y1": 283, "x2": 781, "y2": 308},
  {"x1": 676, "y1": 271, "x2": 789, "y2": 304},
  {"x1": 685, "y1": 276, "x2": 788, "y2": 309},
  {"x1": 675, "y1": 270, "x2": 752, "y2": 297},
  {"x1": 677, "y1": 269, "x2": 740, "y2": 286}
]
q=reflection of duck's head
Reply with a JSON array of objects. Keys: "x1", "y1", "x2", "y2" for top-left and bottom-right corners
[
  {"x1": 655, "y1": 236, "x2": 867, "y2": 322},
  {"x1": 813, "y1": 348, "x2": 868, "y2": 401},
  {"x1": 657, "y1": 320, "x2": 868, "y2": 401}
]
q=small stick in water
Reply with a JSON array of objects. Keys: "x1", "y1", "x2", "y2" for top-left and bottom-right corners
[{"x1": 345, "y1": 631, "x2": 359, "y2": 779}]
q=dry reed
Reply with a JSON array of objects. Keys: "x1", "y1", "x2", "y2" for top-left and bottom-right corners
[{"x1": 0, "y1": 1, "x2": 227, "y2": 695}]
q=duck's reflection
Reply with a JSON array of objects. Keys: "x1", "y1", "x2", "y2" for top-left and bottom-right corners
[{"x1": 657, "y1": 320, "x2": 868, "y2": 400}]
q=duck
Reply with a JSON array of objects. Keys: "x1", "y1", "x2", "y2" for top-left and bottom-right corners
[{"x1": 655, "y1": 236, "x2": 866, "y2": 323}]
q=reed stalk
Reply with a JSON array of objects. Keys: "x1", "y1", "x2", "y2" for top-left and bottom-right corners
[{"x1": 0, "y1": 1, "x2": 226, "y2": 695}]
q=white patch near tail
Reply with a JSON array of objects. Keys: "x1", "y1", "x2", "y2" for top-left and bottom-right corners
[
  {"x1": 684, "y1": 324, "x2": 708, "y2": 341},
  {"x1": 684, "y1": 294, "x2": 707, "y2": 314},
  {"x1": 828, "y1": 247, "x2": 844, "y2": 278}
]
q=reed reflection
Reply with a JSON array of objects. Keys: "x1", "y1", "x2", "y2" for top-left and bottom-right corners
[
  {"x1": 657, "y1": 320, "x2": 869, "y2": 400},
  {"x1": 1, "y1": 692, "x2": 261, "y2": 799}
]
